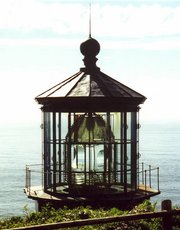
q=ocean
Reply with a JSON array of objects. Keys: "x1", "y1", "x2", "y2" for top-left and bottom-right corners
[
  {"x1": 140, "y1": 122, "x2": 180, "y2": 208},
  {"x1": 0, "y1": 121, "x2": 180, "y2": 217},
  {"x1": 0, "y1": 123, "x2": 41, "y2": 217}
]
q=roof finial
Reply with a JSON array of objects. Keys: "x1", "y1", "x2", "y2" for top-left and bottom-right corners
[{"x1": 89, "y1": 3, "x2": 91, "y2": 38}]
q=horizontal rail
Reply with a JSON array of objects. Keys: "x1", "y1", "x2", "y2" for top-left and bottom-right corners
[
  {"x1": 25, "y1": 161, "x2": 160, "y2": 195},
  {"x1": 26, "y1": 164, "x2": 42, "y2": 167},
  {"x1": 9, "y1": 208, "x2": 180, "y2": 230}
]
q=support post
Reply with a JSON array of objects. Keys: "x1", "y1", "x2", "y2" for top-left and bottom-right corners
[{"x1": 161, "y1": 200, "x2": 172, "y2": 230}]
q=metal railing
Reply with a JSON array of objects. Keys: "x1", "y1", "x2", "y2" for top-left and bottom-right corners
[
  {"x1": 138, "y1": 162, "x2": 160, "y2": 193},
  {"x1": 25, "y1": 164, "x2": 44, "y2": 195},
  {"x1": 25, "y1": 162, "x2": 160, "y2": 194}
]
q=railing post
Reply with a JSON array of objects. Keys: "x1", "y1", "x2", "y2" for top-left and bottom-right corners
[
  {"x1": 142, "y1": 162, "x2": 144, "y2": 184},
  {"x1": 25, "y1": 166, "x2": 31, "y2": 194},
  {"x1": 157, "y1": 167, "x2": 160, "y2": 192},
  {"x1": 28, "y1": 169, "x2": 31, "y2": 196},
  {"x1": 41, "y1": 165, "x2": 44, "y2": 189},
  {"x1": 144, "y1": 170, "x2": 147, "y2": 193},
  {"x1": 25, "y1": 166, "x2": 28, "y2": 189},
  {"x1": 149, "y1": 165, "x2": 151, "y2": 188},
  {"x1": 161, "y1": 200, "x2": 172, "y2": 230}
]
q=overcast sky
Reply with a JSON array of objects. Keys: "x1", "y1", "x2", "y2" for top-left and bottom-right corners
[{"x1": 0, "y1": 0, "x2": 180, "y2": 124}]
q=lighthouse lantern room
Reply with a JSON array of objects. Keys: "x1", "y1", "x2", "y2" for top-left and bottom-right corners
[{"x1": 25, "y1": 37, "x2": 160, "y2": 210}]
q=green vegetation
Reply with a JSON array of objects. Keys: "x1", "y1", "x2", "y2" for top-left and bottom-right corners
[{"x1": 0, "y1": 200, "x2": 179, "y2": 229}]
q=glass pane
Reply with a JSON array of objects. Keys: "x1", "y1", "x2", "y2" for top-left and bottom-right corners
[
  {"x1": 113, "y1": 112, "x2": 121, "y2": 140},
  {"x1": 61, "y1": 113, "x2": 69, "y2": 141},
  {"x1": 127, "y1": 143, "x2": 131, "y2": 185},
  {"x1": 127, "y1": 112, "x2": 131, "y2": 140}
]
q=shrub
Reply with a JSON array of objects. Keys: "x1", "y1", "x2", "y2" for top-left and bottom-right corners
[{"x1": 0, "y1": 200, "x2": 169, "y2": 229}]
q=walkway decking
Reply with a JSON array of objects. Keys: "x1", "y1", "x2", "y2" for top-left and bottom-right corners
[{"x1": 24, "y1": 184, "x2": 160, "y2": 210}]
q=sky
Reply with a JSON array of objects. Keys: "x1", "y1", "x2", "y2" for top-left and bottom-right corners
[{"x1": 0, "y1": 0, "x2": 180, "y2": 124}]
